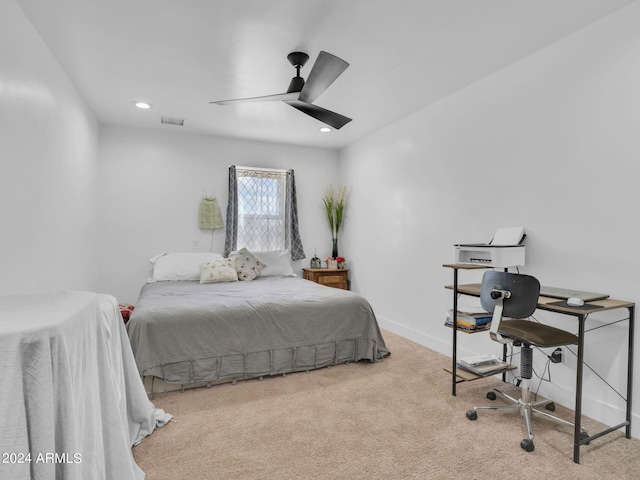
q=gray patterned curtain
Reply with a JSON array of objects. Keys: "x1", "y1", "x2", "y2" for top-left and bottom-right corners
[
  {"x1": 285, "y1": 169, "x2": 305, "y2": 261},
  {"x1": 223, "y1": 165, "x2": 238, "y2": 257}
]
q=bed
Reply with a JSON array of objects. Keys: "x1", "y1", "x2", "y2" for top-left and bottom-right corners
[{"x1": 126, "y1": 251, "x2": 390, "y2": 387}]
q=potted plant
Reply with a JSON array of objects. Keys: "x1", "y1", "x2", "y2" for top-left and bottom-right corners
[{"x1": 322, "y1": 185, "x2": 347, "y2": 259}]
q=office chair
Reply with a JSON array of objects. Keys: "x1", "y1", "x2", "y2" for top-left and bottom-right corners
[{"x1": 465, "y1": 271, "x2": 587, "y2": 452}]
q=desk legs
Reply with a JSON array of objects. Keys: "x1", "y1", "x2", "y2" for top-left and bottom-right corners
[
  {"x1": 573, "y1": 306, "x2": 635, "y2": 463},
  {"x1": 626, "y1": 305, "x2": 635, "y2": 439},
  {"x1": 451, "y1": 269, "x2": 459, "y2": 396},
  {"x1": 573, "y1": 314, "x2": 586, "y2": 463}
]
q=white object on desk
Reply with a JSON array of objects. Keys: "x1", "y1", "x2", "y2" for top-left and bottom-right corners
[
  {"x1": 454, "y1": 226, "x2": 526, "y2": 268},
  {"x1": 567, "y1": 297, "x2": 585, "y2": 307},
  {"x1": 491, "y1": 226, "x2": 525, "y2": 246}
]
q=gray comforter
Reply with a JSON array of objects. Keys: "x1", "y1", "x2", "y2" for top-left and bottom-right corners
[{"x1": 126, "y1": 276, "x2": 390, "y2": 384}]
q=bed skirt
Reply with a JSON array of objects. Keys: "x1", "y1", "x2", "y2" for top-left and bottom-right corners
[{"x1": 143, "y1": 336, "x2": 383, "y2": 391}]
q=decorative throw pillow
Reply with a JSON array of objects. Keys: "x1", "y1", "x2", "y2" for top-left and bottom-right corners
[
  {"x1": 253, "y1": 249, "x2": 296, "y2": 277},
  {"x1": 199, "y1": 258, "x2": 239, "y2": 284},
  {"x1": 231, "y1": 248, "x2": 267, "y2": 281}
]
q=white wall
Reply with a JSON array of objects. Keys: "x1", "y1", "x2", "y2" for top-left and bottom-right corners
[
  {"x1": 339, "y1": 2, "x2": 640, "y2": 433},
  {"x1": 95, "y1": 125, "x2": 339, "y2": 303},
  {"x1": 0, "y1": 1, "x2": 98, "y2": 294}
]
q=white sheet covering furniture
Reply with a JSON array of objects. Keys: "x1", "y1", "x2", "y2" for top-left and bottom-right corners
[{"x1": 0, "y1": 291, "x2": 171, "y2": 480}]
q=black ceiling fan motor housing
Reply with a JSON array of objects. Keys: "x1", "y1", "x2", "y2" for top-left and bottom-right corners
[
  {"x1": 287, "y1": 52, "x2": 309, "y2": 68},
  {"x1": 286, "y1": 52, "x2": 309, "y2": 93}
]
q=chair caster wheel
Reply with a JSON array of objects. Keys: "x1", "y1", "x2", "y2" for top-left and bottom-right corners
[
  {"x1": 545, "y1": 402, "x2": 556, "y2": 412},
  {"x1": 466, "y1": 410, "x2": 478, "y2": 421},
  {"x1": 520, "y1": 439, "x2": 535, "y2": 452},
  {"x1": 486, "y1": 391, "x2": 497, "y2": 401}
]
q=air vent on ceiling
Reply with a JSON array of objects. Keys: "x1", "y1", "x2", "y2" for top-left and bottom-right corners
[{"x1": 160, "y1": 116, "x2": 185, "y2": 126}]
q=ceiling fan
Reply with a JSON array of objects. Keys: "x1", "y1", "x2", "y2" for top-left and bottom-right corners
[{"x1": 210, "y1": 51, "x2": 352, "y2": 130}]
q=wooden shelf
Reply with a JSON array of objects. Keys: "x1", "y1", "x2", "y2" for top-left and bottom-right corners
[
  {"x1": 442, "y1": 263, "x2": 491, "y2": 270},
  {"x1": 444, "y1": 322, "x2": 491, "y2": 334}
]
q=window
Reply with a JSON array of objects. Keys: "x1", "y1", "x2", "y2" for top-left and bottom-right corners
[
  {"x1": 236, "y1": 167, "x2": 287, "y2": 251},
  {"x1": 224, "y1": 165, "x2": 305, "y2": 260}
]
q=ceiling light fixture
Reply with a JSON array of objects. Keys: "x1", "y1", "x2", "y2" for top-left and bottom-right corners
[
  {"x1": 134, "y1": 101, "x2": 152, "y2": 109},
  {"x1": 319, "y1": 127, "x2": 332, "y2": 133}
]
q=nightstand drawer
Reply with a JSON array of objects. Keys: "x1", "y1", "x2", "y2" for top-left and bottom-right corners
[
  {"x1": 319, "y1": 275, "x2": 342, "y2": 285},
  {"x1": 303, "y1": 268, "x2": 349, "y2": 290},
  {"x1": 318, "y1": 275, "x2": 347, "y2": 289}
]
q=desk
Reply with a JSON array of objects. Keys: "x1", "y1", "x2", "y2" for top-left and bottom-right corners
[
  {"x1": 443, "y1": 264, "x2": 635, "y2": 464},
  {"x1": 0, "y1": 292, "x2": 172, "y2": 480}
]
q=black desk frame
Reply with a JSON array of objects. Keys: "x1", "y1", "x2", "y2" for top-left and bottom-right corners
[{"x1": 444, "y1": 264, "x2": 635, "y2": 464}]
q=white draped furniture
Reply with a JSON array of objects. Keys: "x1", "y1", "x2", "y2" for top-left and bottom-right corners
[{"x1": 0, "y1": 291, "x2": 171, "y2": 480}]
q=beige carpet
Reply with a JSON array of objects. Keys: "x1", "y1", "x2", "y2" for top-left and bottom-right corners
[{"x1": 133, "y1": 330, "x2": 639, "y2": 479}]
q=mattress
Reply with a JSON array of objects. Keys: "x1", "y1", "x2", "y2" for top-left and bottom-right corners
[{"x1": 126, "y1": 276, "x2": 390, "y2": 385}]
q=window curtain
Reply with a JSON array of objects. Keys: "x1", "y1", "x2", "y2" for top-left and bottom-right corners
[
  {"x1": 224, "y1": 165, "x2": 305, "y2": 260},
  {"x1": 223, "y1": 166, "x2": 238, "y2": 257},
  {"x1": 285, "y1": 169, "x2": 305, "y2": 261}
]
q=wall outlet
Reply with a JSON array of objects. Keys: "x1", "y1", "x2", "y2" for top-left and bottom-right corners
[
  {"x1": 192, "y1": 240, "x2": 199, "y2": 250},
  {"x1": 549, "y1": 347, "x2": 563, "y2": 364}
]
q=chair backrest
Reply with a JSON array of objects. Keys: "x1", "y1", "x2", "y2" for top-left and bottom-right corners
[{"x1": 480, "y1": 271, "x2": 540, "y2": 319}]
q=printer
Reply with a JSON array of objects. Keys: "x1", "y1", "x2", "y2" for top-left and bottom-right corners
[{"x1": 454, "y1": 226, "x2": 526, "y2": 268}]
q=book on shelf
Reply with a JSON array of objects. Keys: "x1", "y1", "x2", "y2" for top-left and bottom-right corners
[
  {"x1": 445, "y1": 322, "x2": 490, "y2": 333},
  {"x1": 445, "y1": 308, "x2": 493, "y2": 331},
  {"x1": 457, "y1": 354, "x2": 513, "y2": 376}
]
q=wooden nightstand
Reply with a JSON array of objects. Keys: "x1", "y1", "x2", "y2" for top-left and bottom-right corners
[{"x1": 303, "y1": 268, "x2": 349, "y2": 290}]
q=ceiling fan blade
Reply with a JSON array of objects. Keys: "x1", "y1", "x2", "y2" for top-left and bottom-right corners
[
  {"x1": 286, "y1": 100, "x2": 352, "y2": 129},
  {"x1": 298, "y1": 51, "x2": 349, "y2": 104},
  {"x1": 211, "y1": 92, "x2": 299, "y2": 105}
]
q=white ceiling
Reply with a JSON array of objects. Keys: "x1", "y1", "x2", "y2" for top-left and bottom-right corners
[{"x1": 16, "y1": 0, "x2": 634, "y2": 150}]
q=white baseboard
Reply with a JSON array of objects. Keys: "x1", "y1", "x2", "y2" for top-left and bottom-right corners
[{"x1": 377, "y1": 315, "x2": 450, "y2": 357}]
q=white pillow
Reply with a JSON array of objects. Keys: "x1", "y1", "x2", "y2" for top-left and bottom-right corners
[
  {"x1": 252, "y1": 249, "x2": 296, "y2": 277},
  {"x1": 200, "y1": 258, "x2": 239, "y2": 284},
  {"x1": 230, "y1": 248, "x2": 267, "y2": 281},
  {"x1": 148, "y1": 252, "x2": 224, "y2": 282}
]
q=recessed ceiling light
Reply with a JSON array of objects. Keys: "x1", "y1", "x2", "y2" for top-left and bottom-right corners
[
  {"x1": 134, "y1": 101, "x2": 152, "y2": 109},
  {"x1": 319, "y1": 127, "x2": 331, "y2": 133}
]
